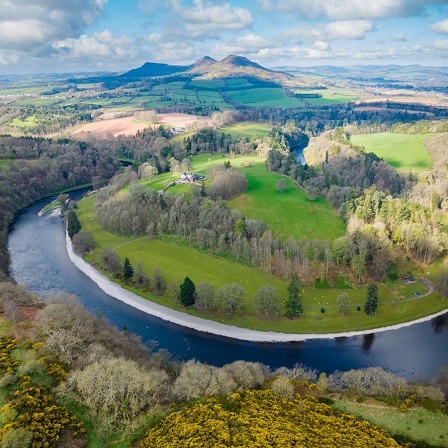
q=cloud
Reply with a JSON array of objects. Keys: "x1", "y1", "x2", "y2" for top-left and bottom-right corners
[
  {"x1": 281, "y1": 20, "x2": 374, "y2": 43},
  {"x1": 53, "y1": 31, "x2": 138, "y2": 62},
  {"x1": 146, "y1": 34, "x2": 196, "y2": 62},
  {"x1": 163, "y1": 0, "x2": 253, "y2": 38},
  {"x1": 258, "y1": 0, "x2": 446, "y2": 20},
  {"x1": 393, "y1": 33, "x2": 407, "y2": 41},
  {"x1": 213, "y1": 33, "x2": 272, "y2": 56},
  {"x1": 433, "y1": 39, "x2": 448, "y2": 49},
  {"x1": 0, "y1": 0, "x2": 106, "y2": 56},
  {"x1": 431, "y1": 18, "x2": 448, "y2": 34}
]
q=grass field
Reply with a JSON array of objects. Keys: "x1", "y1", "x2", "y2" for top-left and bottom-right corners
[
  {"x1": 294, "y1": 89, "x2": 358, "y2": 105},
  {"x1": 350, "y1": 132, "x2": 432, "y2": 171},
  {"x1": 75, "y1": 191, "x2": 447, "y2": 333},
  {"x1": 219, "y1": 122, "x2": 272, "y2": 139},
  {"x1": 226, "y1": 88, "x2": 303, "y2": 108},
  {"x1": 334, "y1": 400, "x2": 448, "y2": 447},
  {"x1": 0, "y1": 316, "x2": 13, "y2": 337},
  {"x1": 141, "y1": 153, "x2": 345, "y2": 241}
]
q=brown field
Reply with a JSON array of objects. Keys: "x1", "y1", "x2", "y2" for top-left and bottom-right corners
[
  {"x1": 155, "y1": 113, "x2": 212, "y2": 128},
  {"x1": 71, "y1": 116, "x2": 148, "y2": 137},
  {"x1": 71, "y1": 113, "x2": 212, "y2": 138}
]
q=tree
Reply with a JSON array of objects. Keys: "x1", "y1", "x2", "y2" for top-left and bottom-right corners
[
  {"x1": 364, "y1": 283, "x2": 378, "y2": 315},
  {"x1": 179, "y1": 276, "x2": 196, "y2": 306},
  {"x1": 72, "y1": 230, "x2": 95, "y2": 255},
  {"x1": 67, "y1": 210, "x2": 82, "y2": 239},
  {"x1": 0, "y1": 428, "x2": 33, "y2": 448},
  {"x1": 336, "y1": 293, "x2": 351, "y2": 316},
  {"x1": 254, "y1": 285, "x2": 280, "y2": 319},
  {"x1": 132, "y1": 263, "x2": 149, "y2": 289},
  {"x1": 215, "y1": 283, "x2": 245, "y2": 314},
  {"x1": 151, "y1": 267, "x2": 167, "y2": 296},
  {"x1": 195, "y1": 282, "x2": 215, "y2": 311},
  {"x1": 101, "y1": 247, "x2": 121, "y2": 275},
  {"x1": 123, "y1": 257, "x2": 134, "y2": 282},
  {"x1": 276, "y1": 177, "x2": 287, "y2": 194},
  {"x1": 285, "y1": 273, "x2": 303, "y2": 319},
  {"x1": 436, "y1": 267, "x2": 448, "y2": 301}
]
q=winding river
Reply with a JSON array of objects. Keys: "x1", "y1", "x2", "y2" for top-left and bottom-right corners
[{"x1": 8, "y1": 192, "x2": 448, "y2": 379}]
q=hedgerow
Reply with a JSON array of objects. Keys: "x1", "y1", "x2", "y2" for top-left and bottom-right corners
[{"x1": 140, "y1": 388, "x2": 403, "y2": 447}]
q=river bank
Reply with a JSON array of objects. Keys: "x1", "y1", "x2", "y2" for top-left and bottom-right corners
[{"x1": 66, "y1": 233, "x2": 448, "y2": 342}]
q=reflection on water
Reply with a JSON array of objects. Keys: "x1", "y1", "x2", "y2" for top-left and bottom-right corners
[
  {"x1": 362, "y1": 334, "x2": 375, "y2": 352},
  {"x1": 7, "y1": 191, "x2": 448, "y2": 379},
  {"x1": 432, "y1": 314, "x2": 448, "y2": 333}
]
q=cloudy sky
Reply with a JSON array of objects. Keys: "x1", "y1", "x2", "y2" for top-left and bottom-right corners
[{"x1": 1, "y1": 0, "x2": 448, "y2": 74}]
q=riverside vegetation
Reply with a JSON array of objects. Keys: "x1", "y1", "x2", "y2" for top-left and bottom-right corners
[{"x1": 0, "y1": 284, "x2": 447, "y2": 447}]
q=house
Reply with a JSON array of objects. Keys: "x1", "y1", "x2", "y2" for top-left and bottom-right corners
[{"x1": 180, "y1": 172, "x2": 200, "y2": 182}]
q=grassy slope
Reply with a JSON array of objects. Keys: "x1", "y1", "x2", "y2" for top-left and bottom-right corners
[
  {"x1": 76, "y1": 194, "x2": 447, "y2": 334},
  {"x1": 226, "y1": 88, "x2": 303, "y2": 108},
  {"x1": 334, "y1": 400, "x2": 448, "y2": 447},
  {"x1": 350, "y1": 133, "x2": 432, "y2": 171},
  {"x1": 226, "y1": 158, "x2": 345, "y2": 240},
  {"x1": 219, "y1": 122, "x2": 272, "y2": 139}
]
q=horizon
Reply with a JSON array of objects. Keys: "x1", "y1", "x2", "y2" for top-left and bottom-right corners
[{"x1": 1, "y1": 1, "x2": 448, "y2": 75}]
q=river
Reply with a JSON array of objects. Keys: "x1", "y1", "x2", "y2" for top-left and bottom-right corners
[{"x1": 8, "y1": 192, "x2": 448, "y2": 379}]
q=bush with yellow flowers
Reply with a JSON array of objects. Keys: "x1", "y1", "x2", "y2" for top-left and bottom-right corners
[
  {"x1": 0, "y1": 376, "x2": 85, "y2": 447},
  {"x1": 0, "y1": 337, "x2": 20, "y2": 376},
  {"x1": 140, "y1": 389, "x2": 403, "y2": 448}
]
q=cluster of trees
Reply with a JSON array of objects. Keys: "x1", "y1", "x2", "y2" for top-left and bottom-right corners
[
  {"x1": 206, "y1": 165, "x2": 248, "y2": 200},
  {"x1": 0, "y1": 135, "x2": 118, "y2": 281}
]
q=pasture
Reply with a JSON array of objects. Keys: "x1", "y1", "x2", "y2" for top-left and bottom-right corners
[
  {"x1": 76, "y1": 193, "x2": 447, "y2": 333},
  {"x1": 219, "y1": 122, "x2": 272, "y2": 139},
  {"x1": 226, "y1": 88, "x2": 303, "y2": 108},
  {"x1": 334, "y1": 400, "x2": 448, "y2": 447},
  {"x1": 294, "y1": 89, "x2": 358, "y2": 105},
  {"x1": 350, "y1": 132, "x2": 432, "y2": 171}
]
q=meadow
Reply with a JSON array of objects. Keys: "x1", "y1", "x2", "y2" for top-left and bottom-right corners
[
  {"x1": 294, "y1": 89, "x2": 359, "y2": 105},
  {"x1": 219, "y1": 121, "x2": 272, "y2": 139},
  {"x1": 334, "y1": 400, "x2": 448, "y2": 447},
  {"x1": 350, "y1": 132, "x2": 432, "y2": 171},
  {"x1": 74, "y1": 180, "x2": 447, "y2": 334},
  {"x1": 226, "y1": 88, "x2": 303, "y2": 108}
]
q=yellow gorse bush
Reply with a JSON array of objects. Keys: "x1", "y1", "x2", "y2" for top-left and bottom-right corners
[
  {"x1": 0, "y1": 337, "x2": 20, "y2": 375},
  {"x1": 140, "y1": 389, "x2": 403, "y2": 448}
]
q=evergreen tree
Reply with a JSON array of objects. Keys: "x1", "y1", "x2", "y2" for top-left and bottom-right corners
[
  {"x1": 364, "y1": 283, "x2": 378, "y2": 315},
  {"x1": 67, "y1": 210, "x2": 82, "y2": 239},
  {"x1": 179, "y1": 276, "x2": 196, "y2": 306},
  {"x1": 285, "y1": 273, "x2": 303, "y2": 319},
  {"x1": 123, "y1": 257, "x2": 134, "y2": 282}
]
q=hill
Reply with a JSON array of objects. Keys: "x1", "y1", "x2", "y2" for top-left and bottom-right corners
[
  {"x1": 120, "y1": 61, "x2": 191, "y2": 79},
  {"x1": 121, "y1": 55, "x2": 292, "y2": 83}
]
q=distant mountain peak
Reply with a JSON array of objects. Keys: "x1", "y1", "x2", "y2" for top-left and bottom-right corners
[
  {"x1": 193, "y1": 56, "x2": 217, "y2": 67},
  {"x1": 220, "y1": 55, "x2": 265, "y2": 70}
]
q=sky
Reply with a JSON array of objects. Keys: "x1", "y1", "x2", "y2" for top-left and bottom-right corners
[{"x1": 1, "y1": 0, "x2": 448, "y2": 74}]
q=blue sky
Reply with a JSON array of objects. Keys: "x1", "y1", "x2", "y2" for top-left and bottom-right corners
[{"x1": 1, "y1": 0, "x2": 448, "y2": 74}]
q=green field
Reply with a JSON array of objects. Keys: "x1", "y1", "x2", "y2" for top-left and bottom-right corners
[
  {"x1": 226, "y1": 88, "x2": 303, "y2": 108},
  {"x1": 225, "y1": 158, "x2": 345, "y2": 240},
  {"x1": 8, "y1": 115, "x2": 37, "y2": 127},
  {"x1": 219, "y1": 122, "x2": 272, "y2": 139},
  {"x1": 350, "y1": 132, "x2": 432, "y2": 171},
  {"x1": 335, "y1": 400, "x2": 448, "y2": 447},
  {"x1": 76, "y1": 193, "x2": 448, "y2": 333},
  {"x1": 141, "y1": 154, "x2": 345, "y2": 241},
  {"x1": 294, "y1": 89, "x2": 358, "y2": 105}
]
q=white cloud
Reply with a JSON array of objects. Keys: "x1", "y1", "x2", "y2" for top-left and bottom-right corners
[
  {"x1": 0, "y1": 0, "x2": 106, "y2": 55},
  {"x1": 258, "y1": 0, "x2": 446, "y2": 20},
  {"x1": 213, "y1": 33, "x2": 272, "y2": 56},
  {"x1": 281, "y1": 20, "x2": 374, "y2": 43},
  {"x1": 394, "y1": 33, "x2": 407, "y2": 41},
  {"x1": 53, "y1": 31, "x2": 137, "y2": 62},
  {"x1": 146, "y1": 34, "x2": 196, "y2": 62},
  {"x1": 433, "y1": 39, "x2": 448, "y2": 49},
  {"x1": 431, "y1": 18, "x2": 448, "y2": 34},
  {"x1": 165, "y1": 0, "x2": 253, "y2": 38}
]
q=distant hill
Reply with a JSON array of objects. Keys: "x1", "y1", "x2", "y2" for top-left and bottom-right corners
[
  {"x1": 276, "y1": 64, "x2": 448, "y2": 85},
  {"x1": 120, "y1": 62, "x2": 191, "y2": 79},
  {"x1": 121, "y1": 55, "x2": 292, "y2": 84}
]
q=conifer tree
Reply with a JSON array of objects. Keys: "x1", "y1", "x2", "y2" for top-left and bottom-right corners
[
  {"x1": 180, "y1": 276, "x2": 196, "y2": 306},
  {"x1": 123, "y1": 257, "x2": 134, "y2": 282},
  {"x1": 285, "y1": 273, "x2": 303, "y2": 319},
  {"x1": 67, "y1": 210, "x2": 82, "y2": 239},
  {"x1": 364, "y1": 283, "x2": 378, "y2": 315}
]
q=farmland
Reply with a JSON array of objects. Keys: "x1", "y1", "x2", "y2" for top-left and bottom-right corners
[
  {"x1": 219, "y1": 121, "x2": 272, "y2": 139},
  {"x1": 350, "y1": 132, "x2": 432, "y2": 171}
]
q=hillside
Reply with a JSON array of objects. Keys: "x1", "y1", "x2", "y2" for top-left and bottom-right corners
[{"x1": 121, "y1": 55, "x2": 292, "y2": 84}]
